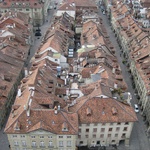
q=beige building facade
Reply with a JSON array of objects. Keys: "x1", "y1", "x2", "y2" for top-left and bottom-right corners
[
  {"x1": 8, "y1": 130, "x2": 77, "y2": 150},
  {"x1": 77, "y1": 122, "x2": 134, "y2": 147}
]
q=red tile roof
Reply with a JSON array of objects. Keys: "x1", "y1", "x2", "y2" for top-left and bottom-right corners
[{"x1": 69, "y1": 97, "x2": 138, "y2": 123}]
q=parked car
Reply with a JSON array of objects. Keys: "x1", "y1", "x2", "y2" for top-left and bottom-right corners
[
  {"x1": 36, "y1": 28, "x2": 41, "y2": 32},
  {"x1": 35, "y1": 32, "x2": 42, "y2": 36},
  {"x1": 134, "y1": 104, "x2": 139, "y2": 113}
]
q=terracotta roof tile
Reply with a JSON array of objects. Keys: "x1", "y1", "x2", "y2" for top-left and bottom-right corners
[{"x1": 69, "y1": 97, "x2": 138, "y2": 123}]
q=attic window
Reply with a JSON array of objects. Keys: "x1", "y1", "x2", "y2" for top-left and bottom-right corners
[
  {"x1": 62, "y1": 122, "x2": 68, "y2": 132},
  {"x1": 14, "y1": 121, "x2": 21, "y2": 131},
  {"x1": 112, "y1": 107, "x2": 117, "y2": 115},
  {"x1": 86, "y1": 107, "x2": 91, "y2": 116}
]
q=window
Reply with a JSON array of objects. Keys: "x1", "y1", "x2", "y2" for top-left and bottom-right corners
[
  {"x1": 12, "y1": 135, "x2": 17, "y2": 138},
  {"x1": 115, "y1": 134, "x2": 118, "y2": 137},
  {"x1": 22, "y1": 141, "x2": 26, "y2": 146},
  {"x1": 86, "y1": 128, "x2": 89, "y2": 132},
  {"x1": 101, "y1": 128, "x2": 105, "y2": 132},
  {"x1": 93, "y1": 134, "x2": 96, "y2": 138},
  {"x1": 59, "y1": 141, "x2": 63, "y2": 147},
  {"x1": 78, "y1": 135, "x2": 81, "y2": 138},
  {"x1": 40, "y1": 136, "x2": 44, "y2": 138},
  {"x1": 67, "y1": 141, "x2": 71, "y2": 147},
  {"x1": 31, "y1": 136, "x2": 35, "y2": 138},
  {"x1": 117, "y1": 123, "x2": 121, "y2": 125},
  {"x1": 55, "y1": 59, "x2": 58, "y2": 61},
  {"x1": 112, "y1": 140, "x2": 115, "y2": 143},
  {"x1": 94, "y1": 123, "x2": 97, "y2": 126},
  {"x1": 21, "y1": 135, "x2": 25, "y2": 138},
  {"x1": 48, "y1": 136, "x2": 53, "y2": 138},
  {"x1": 100, "y1": 134, "x2": 104, "y2": 138},
  {"x1": 79, "y1": 129, "x2": 81, "y2": 132},
  {"x1": 122, "y1": 133, "x2": 126, "y2": 138},
  {"x1": 108, "y1": 134, "x2": 111, "y2": 137},
  {"x1": 109, "y1": 128, "x2": 112, "y2": 131},
  {"x1": 59, "y1": 136, "x2": 63, "y2": 138},
  {"x1": 125, "y1": 122, "x2": 129, "y2": 125},
  {"x1": 85, "y1": 135, "x2": 89, "y2": 138},
  {"x1": 48, "y1": 141, "x2": 53, "y2": 147},
  {"x1": 93, "y1": 128, "x2": 97, "y2": 132},
  {"x1": 116, "y1": 127, "x2": 120, "y2": 131},
  {"x1": 40, "y1": 141, "x2": 44, "y2": 147},
  {"x1": 86, "y1": 124, "x2": 90, "y2": 126},
  {"x1": 14, "y1": 141, "x2": 19, "y2": 146},
  {"x1": 67, "y1": 136, "x2": 71, "y2": 138},
  {"x1": 102, "y1": 123, "x2": 105, "y2": 126},
  {"x1": 123, "y1": 127, "x2": 128, "y2": 131},
  {"x1": 110, "y1": 123, "x2": 113, "y2": 125},
  {"x1": 80, "y1": 141, "x2": 83, "y2": 144},
  {"x1": 31, "y1": 141, "x2": 36, "y2": 147},
  {"x1": 26, "y1": 9, "x2": 29, "y2": 11}
]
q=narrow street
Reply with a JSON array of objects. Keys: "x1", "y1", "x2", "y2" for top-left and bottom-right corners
[
  {"x1": 98, "y1": 8, "x2": 150, "y2": 150},
  {"x1": 26, "y1": 8, "x2": 56, "y2": 69}
]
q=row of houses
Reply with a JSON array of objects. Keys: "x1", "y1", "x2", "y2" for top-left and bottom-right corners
[
  {"x1": 103, "y1": 0, "x2": 150, "y2": 28},
  {"x1": 0, "y1": 11, "x2": 33, "y2": 129},
  {"x1": 4, "y1": 0, "x2": 138, "y2": 150},
  {"x1": 109, "y1": 0, "x2": 150, "y2": 136},
  {"x1": 0, "y1": 0, "x2": 51, "y2": 26}
]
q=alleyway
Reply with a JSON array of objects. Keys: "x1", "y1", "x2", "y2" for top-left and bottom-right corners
[{"x1": 98, "y1": 8, "x2": 150, "y2": 150}]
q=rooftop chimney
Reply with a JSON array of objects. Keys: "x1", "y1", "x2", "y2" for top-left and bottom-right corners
[
  {"x1": 54, "y1": 106, "x2": 57, "y2": 114},
  {"x1": 17, "y1": 86, "x2": 22, "y2": 97},
  {"x1": 58, "y1": 105, "x2": 60, "y2": 110},
  {"x1": 37, "y1": 77, "x2": 42, "y2": 85},
  {"x1": 24, "y1": 67, "x2": 28, "y2": 77}
]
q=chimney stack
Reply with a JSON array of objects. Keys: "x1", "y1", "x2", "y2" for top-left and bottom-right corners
[
  {"x1": 58, "y1": 105, "x2": 60, "y2": 110},
  {"x1": 37, "y1": 77, "x2": 42, "y2": 85},
  {"x1": 54, "y1": 106, "x2": 57, "y2": 114},
  {"x1": 24, "y1": 67, "x2": 28, "y2": 77},
  {"x1": 17, "y1": 86, "x2": 22, "y2": 97}
]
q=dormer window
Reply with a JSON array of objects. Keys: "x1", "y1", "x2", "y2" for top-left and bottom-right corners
[
  {"x1": 112, "y1": 107, "x2": 117, "y2": 115},
  {"x1": 14, "y1": 121, "x2": 21, "y2": 131},
  {"x1": 86, "y1": 107, "x2": 91, "y2": 116},
  {"x1": 62, "y1": 122, "x2": 68, "y2": 131}
]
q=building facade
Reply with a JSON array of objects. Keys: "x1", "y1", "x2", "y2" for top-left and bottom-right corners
[{"x1": 0, "y1": 0, "x2": 51, "y2": 26}]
